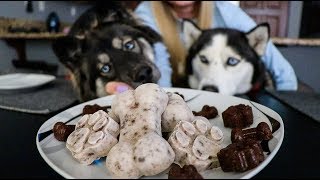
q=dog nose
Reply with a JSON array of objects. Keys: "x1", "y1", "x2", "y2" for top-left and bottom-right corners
[
  {"x1": 202, "y1": 85, "x2": 219, "y2": 92},
  {"x1": 134, "y1": 66, "x2": 153, "y2": 83}
]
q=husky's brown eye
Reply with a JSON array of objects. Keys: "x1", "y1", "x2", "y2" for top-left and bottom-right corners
[
  {"x1": 199, "y1": 55, "x2": 209, "y2": 64},
  {"x1": 101, "y1": 64, "x2": 111, "y2": 73},
  {"x1": 124, "y1": 40, "x2": 135, "y2": 50},
  {"x1": 227, "y1": 57, "x2": 240, "y2": 66}
]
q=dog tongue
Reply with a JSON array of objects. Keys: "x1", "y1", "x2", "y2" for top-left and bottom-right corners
[{"x1": 105, "y1": 82, "x2": 133, "y2": 94}]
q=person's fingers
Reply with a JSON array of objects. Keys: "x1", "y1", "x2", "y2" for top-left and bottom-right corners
[{"x1": 105, "y1": 82, "x2": 133, "y2": 94}]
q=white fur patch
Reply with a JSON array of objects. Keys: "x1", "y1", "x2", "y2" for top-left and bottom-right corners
[
  {"x1": 112, "y1": 37, "x2": 122, "y2": 49},
  {"x1": 98, "y1": 53, "x2": 110, "y2": 63},
  {"x1": 95, "y1": 78, "x2": 107, "y2": 97},
  {"x1": 138, "y1": 37, "x2": 155, "y2": 62},
  {"x1": 246, "y1": 26, "x2": 269, "y2": 56},
  {"x1": 183, "y1": 20, "x2": 202, "y2": 49},
  {"x1": 192, "y1": 34, "x2": 254, "y2": 95}
]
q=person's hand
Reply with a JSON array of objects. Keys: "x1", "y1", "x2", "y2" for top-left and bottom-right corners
[{"x1": 105, "y1": 81, "x2": 133, "y2": 95}]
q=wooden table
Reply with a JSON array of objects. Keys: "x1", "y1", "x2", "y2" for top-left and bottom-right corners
[
  {"x1": 272, "y1": 37, "x2": 320, "y2": 46},
  {"x1": 0, "y1": 32, "x2": 65, "y2": 73}
]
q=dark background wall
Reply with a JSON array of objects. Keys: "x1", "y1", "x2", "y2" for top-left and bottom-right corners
[{"x1": 300, "y1": 1, "x2": 320, "y2": 38}]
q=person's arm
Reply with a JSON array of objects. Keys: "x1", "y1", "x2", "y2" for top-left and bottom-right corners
[
  {"x1": 134, "y1": 1, "x2": 173, "y2": 87},
  {"x1": 215, "y1": 2, "x2": 298, "y2": 90}
]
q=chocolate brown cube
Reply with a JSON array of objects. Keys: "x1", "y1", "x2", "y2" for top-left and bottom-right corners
[
  {"x1": 222, "y1": 104, "x2": 253, "y2": 128},
  {"x1": 217, "y1": 139, "x2": 264, "y2": 172}
]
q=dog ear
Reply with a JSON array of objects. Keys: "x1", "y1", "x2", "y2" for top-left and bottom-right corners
[
  {"x1": 52, "y1": 36, "x2": 83, "y2": 72},
  {"x1": 68, "y1": 12, "x2": 98, "y2": 39},
  {"x1": 246, "y1": 23, "x2": 270, "y2": 56},
  {"x1": 182, "y1": 19, "x2": 202, "y2": 49}
]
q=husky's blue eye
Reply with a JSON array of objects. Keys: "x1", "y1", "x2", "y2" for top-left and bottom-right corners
[
  {"x1": 124, "y1": 40, "x2": 135, "y2": 50},
  {"x1": 199, "y1": 55, "x2": 209, "y2": 64},
  {"x1": 101, "y1": 64, "x2": 110, "y2": 73},
  {"x1": 227, "y1": 57, "x2": 240, "y2": 66}
]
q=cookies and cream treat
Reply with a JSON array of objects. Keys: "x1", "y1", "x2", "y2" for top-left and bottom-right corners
[
  {"x1": 66, "y1": 110, "x2": 119, "y2": 165},
  {"x1": 106, "y1": 83, "x2": 175, "y2": 179},
  {"x1": 168, "y1": 116, "x2": 223, "y2": 172},
  {"x1": 162, "y1": 92, "x2": 194, "y2": 132}
]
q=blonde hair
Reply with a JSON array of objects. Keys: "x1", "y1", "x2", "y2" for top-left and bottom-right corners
[{"x1": 151, "y1": 1, "x2": 213, "y2": 86}]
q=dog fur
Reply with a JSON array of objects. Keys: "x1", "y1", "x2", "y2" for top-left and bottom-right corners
[
  {"x1": 183, "y1": 20, "x2": 273, "y2": 95},
  {"x1": 52, "y1": 1, "x2": 162, "y2": 102}
]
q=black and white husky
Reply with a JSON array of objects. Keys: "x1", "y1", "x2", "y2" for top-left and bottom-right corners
[
  {"x1": 52, "y1": 2, "x2": 162, "y2": 102},
  {"x1": 183, "y1": 20, "x2": 273, "y2": 95}
]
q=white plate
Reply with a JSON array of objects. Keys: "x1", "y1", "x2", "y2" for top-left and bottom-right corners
[
  {"x1": 36, "y1": 88, "x2": 284, "y2": 179},
  {"x1": 0, "y1": 73, "x2": 56, "y2": 91}
]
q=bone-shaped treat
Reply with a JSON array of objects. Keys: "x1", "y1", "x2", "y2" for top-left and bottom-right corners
[
  {"x1": 162, "y1": 92, "x2": 194, "y2": 132},
  {"x1": 82, "y1": 104, "x2": 109, "y2": 115},
  {"x1": 53, "y1": 122, "x2": 75, "y2": 141},
  {"x1": 66, "y1": 110, "x2": 119, "y2": 165},
  {"x1": 168, "y1": 116, "x2": 223, "y2": 172},
  {"x1": 106, "y1": 83, "x2": 175, "y2": 179},
  {"x1": 231, "y1": 122, "x2": 273, "y2": 143}
]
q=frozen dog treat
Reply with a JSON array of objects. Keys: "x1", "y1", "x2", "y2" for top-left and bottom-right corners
[
  {"x1": 217, "y1": 139, "x2": 264, "y2": 172},
  {"x1": 106, "y1": 83, "x2": 174, "y2": 179},
  {"x1": 222, "y1": 104, "x2": 253, "y2": 128},
  {"x1": 168, "y1": 117, "x2": 223, "y2": 172},
  {"x1": 231, "y1": 122, "x2": 273, "y2": 143},
  {"x1": 66, "y1": 110, "x2": 119, "y2": 165},
  {"x1": 192, "y1": 105, "x2": 218, "y2": 119},
  {"x1": 162, "y1": 92, "x2": 194, "y2": 132},
  {"x1": 53, "y1": 122, "x2": 75, "y2": 142},
  {"x1": 82, "y1": 104, "x2": 110, "y2": 115},
  {"x1": 168, "y1": 164, "x2": 203, "y2": 179}
]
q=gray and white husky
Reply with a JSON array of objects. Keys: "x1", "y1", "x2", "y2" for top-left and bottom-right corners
[{"x1": 183, "y1": 20, "x2": 273, "y2": 95}]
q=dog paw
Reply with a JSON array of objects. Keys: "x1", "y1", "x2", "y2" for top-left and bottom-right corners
[
  {"x1": 168, "y1": 116, "x2": 223, "y2": 172},
  {"x1": 66, "y1": 110, "x2": 120, "y2": 165}
]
